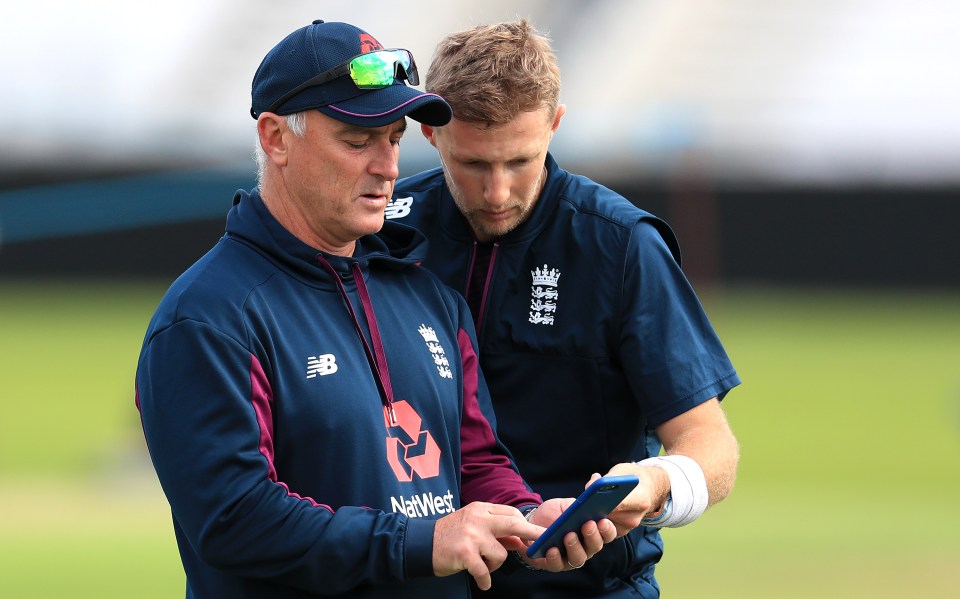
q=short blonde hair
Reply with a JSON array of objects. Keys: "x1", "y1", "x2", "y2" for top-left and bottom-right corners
[{"x1": 426, "y1": 19, "x2": 560, "y2": 126}]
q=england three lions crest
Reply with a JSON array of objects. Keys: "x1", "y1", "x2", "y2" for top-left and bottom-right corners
[
  {"x1": 529, "y1": 264, "x2": 560, "y2": 326},
  {"x1": 418, "y1": 324, "x2": 453, "y2": 379}
]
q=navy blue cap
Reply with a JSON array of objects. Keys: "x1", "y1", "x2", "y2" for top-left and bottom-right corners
[{"x1": 250, "y1": 20, "x2": 451, "y2": 127}]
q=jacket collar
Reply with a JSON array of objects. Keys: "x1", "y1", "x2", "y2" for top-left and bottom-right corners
[{"x1": 226, "y1": 188, "x2": 428, "y2": 281}]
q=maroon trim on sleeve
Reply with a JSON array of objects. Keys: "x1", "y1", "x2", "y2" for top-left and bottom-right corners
[
  {"x1": 457, "y1": 329, "x2": 542, "y2": 507},
  {"x1": 250, "y1": 354, "x2": 333, "y2": 512}
]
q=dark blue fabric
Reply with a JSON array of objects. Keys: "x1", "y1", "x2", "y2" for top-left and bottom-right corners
[
  {"x1": 391, "y1": 153, "x2": 740, "y2": 597},
  {"x1": 136, "y1": 189, "x2": 537, "y2": 598}
]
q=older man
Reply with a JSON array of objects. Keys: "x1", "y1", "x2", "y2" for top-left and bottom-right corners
[{"x1": 136, "y1": 19, "x2": 616, "y2": 599}]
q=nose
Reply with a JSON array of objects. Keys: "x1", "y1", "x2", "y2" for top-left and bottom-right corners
[
  {"x1": 369, "y1": 139, "x2": 400, "y2": 181},
  {"x1": 483, "y1": 167, "x2": 510, "y2": 207}
]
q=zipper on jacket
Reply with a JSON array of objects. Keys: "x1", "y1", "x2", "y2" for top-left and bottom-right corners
[{"x1": 464, "y1": 241, "x2": 499, "y2": 338}]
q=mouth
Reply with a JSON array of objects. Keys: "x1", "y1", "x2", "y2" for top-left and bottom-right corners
[{"x1": 480, "y1": 209, "x2": 515, "y2": 222}]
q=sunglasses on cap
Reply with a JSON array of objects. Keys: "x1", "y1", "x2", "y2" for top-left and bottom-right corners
[{"x1": 264, "y1": 48, "x2": 419, "y2": 115}]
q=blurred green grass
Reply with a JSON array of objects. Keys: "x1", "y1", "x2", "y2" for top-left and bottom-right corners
[
  {"x1": 1, "y1": 281, "x2": 958, "y2": 598},
  {"x1": 657, "y1": 289, "x2": 960, "y2": 598}
]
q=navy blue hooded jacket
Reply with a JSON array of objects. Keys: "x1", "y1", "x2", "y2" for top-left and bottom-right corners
[
  {"x1": 390, "y1": 153, "x2": 740, "y2": 597},
  {"x1": 135, "y1": 189, "x2": 541, "y2": 598}
]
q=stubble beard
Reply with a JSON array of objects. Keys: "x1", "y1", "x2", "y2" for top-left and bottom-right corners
[{"x1": 444, "y1": 167, "x2": 544, "y2": 242}]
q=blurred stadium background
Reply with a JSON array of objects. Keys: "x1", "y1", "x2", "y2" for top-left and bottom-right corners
[{"x1": 1, "y1": 1, "x2": 958, "y2": 597}]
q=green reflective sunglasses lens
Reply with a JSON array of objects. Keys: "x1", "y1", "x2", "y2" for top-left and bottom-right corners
[{"x1": 349, "y1": 51, "x2": 413, "y2": 88}]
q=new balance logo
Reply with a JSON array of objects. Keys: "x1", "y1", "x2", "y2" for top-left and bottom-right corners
[
  {"x1": 385, "y1": 196, "x2": 413, "y2": 219},
  {"x1": 306, "y1": 354, "x2": 338, "y2": 378}
]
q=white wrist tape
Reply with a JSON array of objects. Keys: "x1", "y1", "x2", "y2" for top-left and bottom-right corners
[{"x1": 636, "y1": 455, "x2": 708, "y2": 528}]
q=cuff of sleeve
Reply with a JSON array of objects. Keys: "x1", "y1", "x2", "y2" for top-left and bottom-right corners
[
  {"x1": 403, "y1": 517, "x2": 437, "y2": 578},
  {"x1": 519, "y1": 504, "x2": 540, "y2": 519}
]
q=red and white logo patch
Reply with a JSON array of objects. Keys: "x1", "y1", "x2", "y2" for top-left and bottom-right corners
[{"x1": 384, "y1": 400, "x2": 441, "y2": 481}]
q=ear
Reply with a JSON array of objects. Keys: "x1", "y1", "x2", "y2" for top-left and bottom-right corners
[
  {"x1": 257, "y1": 113, "x2": 289, "y2": 167},
  {"x1": 550, "y1": 104, "x2": 566, "y2": 135},
  {"x1": 421, "y1": 123, "x2": 437, "y2": 147}
]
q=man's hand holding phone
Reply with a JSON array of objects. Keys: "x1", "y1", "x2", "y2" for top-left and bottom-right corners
[{"x1": 518, "y1": 475, "x2": 635, "y2": 571}]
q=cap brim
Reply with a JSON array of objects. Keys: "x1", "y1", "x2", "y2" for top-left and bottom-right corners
[{"x1": 317, "y1": 83, "x2": 452, "y2": 127}]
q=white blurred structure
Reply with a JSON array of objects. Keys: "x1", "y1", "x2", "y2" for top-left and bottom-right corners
[{"x1": 4, "y1": 0, "x2": 959, "y2": 186}]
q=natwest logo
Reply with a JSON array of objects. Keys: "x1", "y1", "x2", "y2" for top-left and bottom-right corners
[
  {"x1": 390, "y1": 489, "x2": 455, "y2": 518},
  {"x1": 384, "y1": 400, "x2": 442, "y2": 481}
]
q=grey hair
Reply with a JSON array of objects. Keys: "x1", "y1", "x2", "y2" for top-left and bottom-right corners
[{"x1": 254, "y1": 112, "x2": 308, "y2": 187}]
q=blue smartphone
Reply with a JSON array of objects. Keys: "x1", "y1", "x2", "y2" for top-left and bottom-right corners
[{"x1": 525, "y1": 474, "x2": 639, "y2": 559}]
